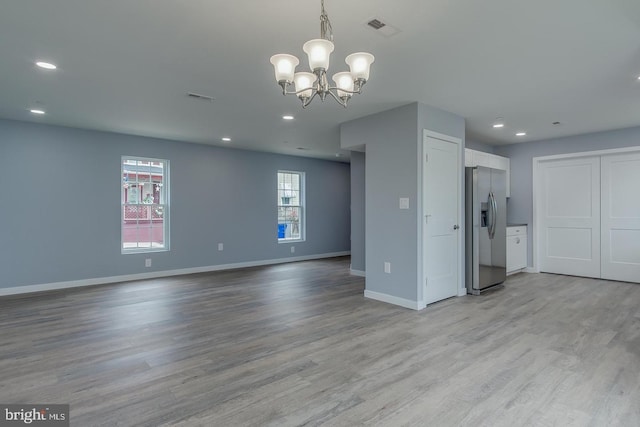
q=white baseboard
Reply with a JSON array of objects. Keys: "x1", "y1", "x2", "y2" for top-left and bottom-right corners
[
  {"x1": 0, "y1": 251, "x2": 351, "y2": 297},
  {"x1": 508, "y1": 267, "x2": 538, "y2": 276},
  {"x1": 350, "y1": 269, "x2": 366, "y2": 277},
  {"x1": 364, "y1": 290, "x2": 421, "y2": 310}
]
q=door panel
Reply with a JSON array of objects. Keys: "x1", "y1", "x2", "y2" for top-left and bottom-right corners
[
  {"x1": 538, "y1": 157, "x2": 600, "y2": 277},
  {"x1": 601, "y1": 153, "x2": 640, "y2": 283},
  {"x1": 546, "y1": 227, "x2": 594, "y2": 260},
  {"x1": 424, "y1": 136, "x2": 459, "y2": 304}
]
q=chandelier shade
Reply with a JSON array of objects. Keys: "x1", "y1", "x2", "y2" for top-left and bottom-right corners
[
  {"x1": 302, "y1": 39, "x2": 335, "y2": 71},
  {"x1": 269, "y1": 0, "x2": 374, "y2": 108},
  {"x1": 294, "y1": 72, "x2": 316, "y2": 99},
  {"x1": 270, "y1": 54, "x2": 300, "y2": 84},
  {"x1": 345, "y1": 52, "x2": 375, "y2": 82},
  {"x1": 332, "y1": 72, "x2": 354, "y2": 98}
]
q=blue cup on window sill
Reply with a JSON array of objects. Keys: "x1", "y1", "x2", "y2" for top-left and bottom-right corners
[{"x1": 278, "y1": 223, "x2": 287, "y2": 238}]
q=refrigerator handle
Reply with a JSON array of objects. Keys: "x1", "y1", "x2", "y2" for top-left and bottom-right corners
[
  {"x1": 487, "y1": 192, "x2": 493, "y2": 239},
  {"x1": 489, "y1": 192, "x2": 498, "y2": 239},
  {"x1": 487, "y1": 192, "x2": 498, "y2": 239}
]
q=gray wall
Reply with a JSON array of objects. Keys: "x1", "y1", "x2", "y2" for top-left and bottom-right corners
[
  {"x1": 494, "y1": 126, "x2": 640, "y2": 266},
  {"x1": 341, "y1": 103, "x2": 465, "y2": 304},
  {"x1": 465, "y1": 138, "x2": 495, "y2": 153},
  {"x1": 342, "y1": 103, "x2": 418, "y2": 302},
  {"x1": 0, "y1": 119, "x2": 351, "y2": 289},
  {"x1": 350, "y1": 151, "x2": 365, "y2": 273}
]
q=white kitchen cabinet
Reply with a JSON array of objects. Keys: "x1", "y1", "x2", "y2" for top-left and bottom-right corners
[
  {"x1": 465, "y1": 148, "x2": 511, "y2": 197},
  {"x1": 507, "y1": 225, "x2": 527, "y2": 274},
  {"x1": 473, "y1": 150, "x2": 492, "y2": 168},
  {"x1": 464, "y1": 148, "x2": 474, "y2": 167}
]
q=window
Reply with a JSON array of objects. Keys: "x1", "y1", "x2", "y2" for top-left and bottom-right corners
[
  {"x1": 121, "y1": 157, "x2": 169, "y2": 252},
  {"x1": 277, "y1": 171, "x2": 304, "y2": 242}
]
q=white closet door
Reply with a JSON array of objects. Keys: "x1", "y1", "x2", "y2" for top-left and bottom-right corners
[
  {"x1": 601, "y1": 153, "x2": 640, "y2": 283},
  {"x1": 539, "y1": 157, "x2": 601, "y2": 278},
  {"x1": 424, "y1": 135, "x2": 460, "y2": 304}
]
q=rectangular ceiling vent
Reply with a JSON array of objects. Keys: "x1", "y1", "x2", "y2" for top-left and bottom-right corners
[
  {"x1": 367, "y1": 19, "x2": 386, "y2": 30},
  {"x1": 365, "y1": 17, "x2": 401, "y2": 38},
  {"x1": 187, "y1": 92, "x2": 214, "y2": 102}
]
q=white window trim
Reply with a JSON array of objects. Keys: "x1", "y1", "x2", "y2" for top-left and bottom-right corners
[
  {"x1": 277, "y1": 170, "x2": 306, "y2": 243},
  {"x1": 121, "y1": 155, "x2": 170, "y2": 254}
]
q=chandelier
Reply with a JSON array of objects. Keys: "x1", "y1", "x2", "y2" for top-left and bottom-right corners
[{"x1": 269, "y1": 0, "x2": 374, "y2": 108}]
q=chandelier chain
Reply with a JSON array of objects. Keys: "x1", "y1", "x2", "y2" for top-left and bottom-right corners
[{"x1": 320, "y1": 0, "x2": 334, "y2": 41}]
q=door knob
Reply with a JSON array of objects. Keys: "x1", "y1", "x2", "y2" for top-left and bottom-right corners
[{"x1": 453, "y1": 225, "x2": 459, "y2": 230}]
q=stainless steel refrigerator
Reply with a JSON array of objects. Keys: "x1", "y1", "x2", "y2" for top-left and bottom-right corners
[{"x1": 465, "y1": 166, "x2": 507, "y2": 295}]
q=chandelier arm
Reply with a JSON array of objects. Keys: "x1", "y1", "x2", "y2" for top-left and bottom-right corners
[
  {"x1": 326, "y1": 89, "x2": 348, "y2": 107},
  {"x1": 302, "y1": 90, "x2": 320, "y2": 108},
  {"x1": 325, "y1": 86, "x2": 363, "y2": 95},
  {"x1": 280, "y1": 86, "x2": 321, "y2": 97}
]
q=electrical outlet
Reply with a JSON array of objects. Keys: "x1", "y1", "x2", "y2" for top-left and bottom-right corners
[
  {"x1": 145, "y1": 258, "x2": 152, "y2": 268},
  {"x1": 291, "y1": 246, "x2": 295, "y2": 253},
  {"x1": 218, "y1": 243, "x2": 223, "y2": 251},
  {"x1": 384, "y1": 262, "x2": 391, "y2": 274}
]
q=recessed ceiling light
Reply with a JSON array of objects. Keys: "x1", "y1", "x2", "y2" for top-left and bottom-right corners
[
  {"x1": 493, "y1": 123, "x2": 505, "y2": 128},
  {"x1": 221, "y1": 137, "x2": 231, "y2": 142},
  {"x1": 282, "y1": 115, "x2": 294, "y2": 120},
  {"x1": 492, "y1": 118, "x2": 505, "y2": 128},
  {"x1": 36, "y1": 61, "x2": 57, "y2": 70},
  {"x1": 30, "y1": 109, "x2": 45, "y2": 115},
  {"x1": 516, "y1": 132, "x2": 526, "y2": 136}
]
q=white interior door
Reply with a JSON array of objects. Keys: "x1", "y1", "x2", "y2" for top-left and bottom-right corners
[
  {"x1": 423, "y1": 135, "x2": 460, "y2": 305},
  {"x1": 601, "y1": 152, "x2": 640, "y2": 283},
  {"x1": 538, "y1": 157, "x2": 601, "y2": 278}
]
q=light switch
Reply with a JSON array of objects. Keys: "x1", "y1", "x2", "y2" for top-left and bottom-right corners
[{"x1": 399, "y1": 198, "x2": 409, "y2": 209}]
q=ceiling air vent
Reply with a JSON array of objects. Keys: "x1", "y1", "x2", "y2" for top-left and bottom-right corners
[
  {"x1": 365, "y1": 17, "x2": 401, "y2": 38},
  {"x1": 367, "y1": 19, "x2": 386, "y2": 30},
  {"x1": 187, "y1": 92, "x2": 214, "y2": 102}
]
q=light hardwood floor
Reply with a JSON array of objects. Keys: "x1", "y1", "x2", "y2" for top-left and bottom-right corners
[{"x1": 1, "y1": 257, "x2": 639, "y2": 426}]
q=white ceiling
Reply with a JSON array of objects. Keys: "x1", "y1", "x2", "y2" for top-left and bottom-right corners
[{"x1": 1, "y1": 0, "x2": 640, "y2": 162}]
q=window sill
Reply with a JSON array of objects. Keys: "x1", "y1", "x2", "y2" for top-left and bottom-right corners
[
  {"x1": 278, "y1": 239, "x2": 305, "y2": 244},
  {"x1": 122, "y1": 247, "x2": 169, "y2": 255}
]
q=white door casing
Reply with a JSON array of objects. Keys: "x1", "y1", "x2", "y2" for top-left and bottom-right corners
[
  {"x1": 423, "y1": 133, "x2": 461, "y2": 305},
  {"x1": 538, "y1": 156, "x2": 601, "y2": 278},
  {"x1": 601, "y1": 152, "x2": 640, "y2": 283}
]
